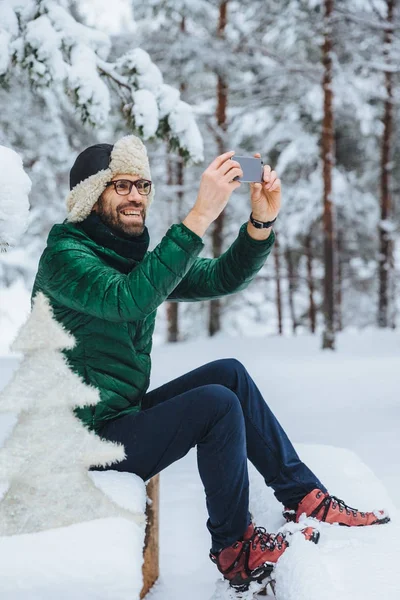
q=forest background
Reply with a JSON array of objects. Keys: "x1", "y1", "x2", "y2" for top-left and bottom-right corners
[{"x1": 1, "y1": 0, "x2": 399, "y2": 353}]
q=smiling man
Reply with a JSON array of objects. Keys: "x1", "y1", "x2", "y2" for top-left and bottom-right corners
[
  {"x1": 93, "y1": 177, "x2": 149, "y2": 235},
  {"x1": 31, "y1": 135, "x2": 389, "y2": 594}
]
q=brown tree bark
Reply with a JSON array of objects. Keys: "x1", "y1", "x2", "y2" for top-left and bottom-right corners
[
  {"x1": 336, "y1": 229, "x2": 343, "y2": 332},
  {"x1": 378, "y1": 0, "x2": 395, "y2": 328},
  {"x1": 285, "y1": 248, "x2": 297, "y2": 335},
  {"x1": 305, "y1": 234, "x2": 317, "y2": 334},
  {"x1": 209, "y1": 0, "x2": 229, "y2": 337},
  {"x1": 321, "y1": 0, "x2": 336, "y2": 350},
  {"x1": 274, "y1": 233, "x2": 283, "y2": 335},
  {"x1": 165, "y1": 151, "x2": 180, "y2": 342},
  {"x1": 140, "y1": 475, "x2": 160, "y2": 599},
  {"x1": 165, "y1": 33, "x2": 188, "y2": 342}
]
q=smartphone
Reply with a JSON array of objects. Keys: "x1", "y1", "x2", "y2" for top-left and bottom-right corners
[{"x1": 232, "y1": 156, "x2": 264, "y2": 183}]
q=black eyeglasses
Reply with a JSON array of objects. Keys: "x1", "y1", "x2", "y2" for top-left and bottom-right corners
[{"x1": 106, "y1": 179, "x2": 152, "y2": 196}]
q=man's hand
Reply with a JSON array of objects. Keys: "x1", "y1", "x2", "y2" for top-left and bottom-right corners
[
  {"x1": 249, "y1": 153, "x2": 281, "y2": 223},
  {"x1": 183, "y1": 151, "x2": 243, "y2": 238}
]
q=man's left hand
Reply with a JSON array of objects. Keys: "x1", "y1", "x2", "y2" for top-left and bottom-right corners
[{"x1": 249, "y1": 153, "x2": 281, "y2": 222}]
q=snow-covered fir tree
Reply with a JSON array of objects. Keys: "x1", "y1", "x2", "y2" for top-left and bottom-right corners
[{"x1": 0, "y1": 292, "x2": 144, "y2": 535}]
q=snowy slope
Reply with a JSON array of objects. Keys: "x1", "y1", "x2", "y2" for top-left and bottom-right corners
[{"x1": 0, "y1": 331, "x2": 399, "y2": 599}]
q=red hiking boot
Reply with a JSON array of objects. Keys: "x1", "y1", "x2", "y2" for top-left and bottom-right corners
[
  {"x1": 210, "y1": 522, "x2": 319, "y2": 592},
  {"x1": 283, "y1": 489, "x2": 390, "y2": 527}
]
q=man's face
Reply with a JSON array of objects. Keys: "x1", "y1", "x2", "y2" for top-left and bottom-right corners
[{"x1": 92, "y1": 174, "x2": 148, "y2": 237}]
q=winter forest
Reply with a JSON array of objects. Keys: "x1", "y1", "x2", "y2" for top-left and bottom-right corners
[
  {"x1": 1, "y1": 1, "x2": 400, "y2": 600},
  {"x1": 0, "y1": 0, "x2": 399, "y2": 352}
]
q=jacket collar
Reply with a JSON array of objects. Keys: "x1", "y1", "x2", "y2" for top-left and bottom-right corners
[{"x1": 79, "y1": 212, "x2": 150, "y2": 261}]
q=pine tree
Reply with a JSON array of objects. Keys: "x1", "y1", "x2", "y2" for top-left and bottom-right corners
[{"x1": 0, "y1": 0, "x2": 203, "y2": 160}]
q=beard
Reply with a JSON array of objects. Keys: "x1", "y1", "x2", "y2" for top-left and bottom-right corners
[{"x1": 95, "y1": 194, "x2": 146, "y2": 237}]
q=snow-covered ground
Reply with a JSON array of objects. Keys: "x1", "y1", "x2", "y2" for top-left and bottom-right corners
[{"x1": 0, "y1": 330, "x2": 399, "y2": 599}]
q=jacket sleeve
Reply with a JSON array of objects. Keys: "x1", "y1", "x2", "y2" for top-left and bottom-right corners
[
  {"x1": 167, "y1": 223, "x2": 275, "y2": 302},
  {"x1": 38, "y1": 223, "x2": 204, "y2": 322}
]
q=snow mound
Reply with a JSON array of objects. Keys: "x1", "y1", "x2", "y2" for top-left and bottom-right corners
[
  {"x1": 248, "y1": 443, "x2": 399, "y2": 600},
  {"x1": 90, "y1": 469, "x2": 147, "y2": 514},
  {"x1": 0, "y1": 517, "x2": 144, "y2": 600},
  {"x1": 0, "y1": 467, "x2": 147, "y2": 600}
]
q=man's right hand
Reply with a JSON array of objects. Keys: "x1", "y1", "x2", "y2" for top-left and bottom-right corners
[{"x1": 183, "y1": 151, "x2": 243, "y2": 238}]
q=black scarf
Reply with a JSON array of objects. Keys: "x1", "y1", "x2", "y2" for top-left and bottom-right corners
[{"x1": 79, "y1": 212, "x2": 150, "y2": 261}]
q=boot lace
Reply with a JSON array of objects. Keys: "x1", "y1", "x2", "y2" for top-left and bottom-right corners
[
  {"x1": 215, "y1": 527, "x2": 287, "y2": 577},
  {"x1": 313, "y1": 491, "x2": 366, "y2": 521},
  {"x1": 249, "y1": 526, "x2": 286, "y2": 552}
]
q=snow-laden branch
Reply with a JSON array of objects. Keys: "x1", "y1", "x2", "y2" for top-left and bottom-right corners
[{"x1": 0, "y1": 0, "x2": 204, "y2": 162}]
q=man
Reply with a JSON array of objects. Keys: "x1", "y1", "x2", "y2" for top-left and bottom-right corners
[{"x1": 32, "y1": 135, "x2": 389, "y2": 593}]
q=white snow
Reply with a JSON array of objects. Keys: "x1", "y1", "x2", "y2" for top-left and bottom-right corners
[
  {"x1": 0, "y1": 146, "x2": 31, "y2": 249},
  {"x1": 168, "y1": 100, "x2": 205, "y2": 162},
  {"x1": 0, "y1": 330, "x2": 399, "y2": 599},
  {"x1": 0, "y1": 278, "x2": 31, "y2": 356},
  {"x1": 24, "y1": 14, "x2": 67, "y2": 85},
  {"x1": 3, "y1": 3, "x2": 203, "y2": 160},
  {"x1": 131, "y1": 89, "x2": 160, "y2": 139},
  {"x1": 0, "y1": 30, "x2": 12, "y2": 76},
  {"x1": 158, "y1": 83, "x2": 181, "y2": 118},
  {"x1": 0, "y1": 518, "x2": 145, "y2": 600},
  {"x1": 248, "y1": 445, "x2": 398, "y2": 600},
  {"x1": 69, "y1": 43, "x2": 111, "y2": 126}
]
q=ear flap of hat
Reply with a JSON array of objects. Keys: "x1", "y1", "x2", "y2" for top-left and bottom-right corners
[{"x1": 66, "y1": 169, "x2": 111, "y2": 223}]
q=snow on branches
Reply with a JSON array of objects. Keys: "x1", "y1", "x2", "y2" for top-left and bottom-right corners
[
  {"x1": 0, "y1": 292, "x2": 144, "y2": 535},
  {"x1": 0, "y1": 145, "x2": 31, "y2": 251},
  {"x1": 0, "y1": 0, "x2": 203, "y2": 161}
]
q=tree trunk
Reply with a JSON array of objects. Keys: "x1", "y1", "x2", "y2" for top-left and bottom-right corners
[
  {"x1": 274, "y1": 233, "x2": 283, "y2": 335},
  {"x1": 140, "y1": 475, "x2": 160, "y2": 599},
  {"x1": 378, "y1": 0, "x2": 395, "y2": 328},
  {"x1": 285, "y1": 248, "x2": 297, "y2": 335},
  {"x1": 166, "y1": 303, "x2": 179, "y2": 342},
  {"x1": 165, "y1": 151, "x2": 180, "y2": 342},
  {"x1": 165, "y1": 52, "x2": 188, "y2": 343},
  {"x1": 336, "y1": 229, "x2": 343, "y2": 332},
  {"x1": 209, "y1": 0, "x2": 229, "y2": 337},
  {"x1": 305, "y1": 234, "x2": 317, "y2": 334},
  {"x1": 321, "y1": 0, "x2": 336, "y2": 350}
]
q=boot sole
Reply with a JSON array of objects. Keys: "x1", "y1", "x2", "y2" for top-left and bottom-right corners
[
  {"x1": 284, "y1": 514, "x2": 391, "y2": 527},
  {"x1": 338, "y1": 516, "x2": 391, "y2": 527},
  {"x1": 229, "y1": 562, "x2": 274, "y2": 593}
]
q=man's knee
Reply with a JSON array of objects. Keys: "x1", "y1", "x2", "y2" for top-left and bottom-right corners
[
  {"x1": 211, "y1": 358, "x2": 247, "y2": 381},
  {"x1": 199, "y1": 383, "x2": 242, "y2": 420}
]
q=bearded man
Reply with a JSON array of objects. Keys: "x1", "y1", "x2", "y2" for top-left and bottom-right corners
[{"x1": 32, "y1": 135, "x2": 389, "y2": 593}]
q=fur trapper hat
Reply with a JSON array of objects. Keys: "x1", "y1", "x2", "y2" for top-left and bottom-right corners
[{"x1": 66, "y1": 135, "x2": 154, "y2": 222}]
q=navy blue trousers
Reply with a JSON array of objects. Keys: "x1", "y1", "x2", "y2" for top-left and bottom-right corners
[{"x1": 95, "y1": 359, "x2": 326, "y2": 551}]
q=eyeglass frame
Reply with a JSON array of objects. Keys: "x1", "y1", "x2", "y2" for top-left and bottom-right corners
[{"x1": 105, "y1": 178, "x2": 152, "y2": 196}]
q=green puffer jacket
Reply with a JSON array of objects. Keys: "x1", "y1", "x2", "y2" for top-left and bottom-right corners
[{"x1": 31, "y1": 218, "x2": 275, "y2": 432}]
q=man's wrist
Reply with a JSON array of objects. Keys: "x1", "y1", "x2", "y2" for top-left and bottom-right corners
[
  {"x1": 182, "y1": 209, "x2": 211, "y2": 238},
  {"x1": 250, "y1": 212, "x2": 278, "y2": 226},
  {"x1": 247, "y1": 219, "x2": 273, "y2": 240}
]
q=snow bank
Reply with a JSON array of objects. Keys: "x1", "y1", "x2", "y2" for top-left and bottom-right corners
[
  {"x1": 248, "y1": 444, "x2": 399, "y2": 600},
  {"x1": 0, "y1": 470, "x2": 147, "y2": 600},
  {"x1": 0, "y1": 517, "x2": 144, "y2": 600}
]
